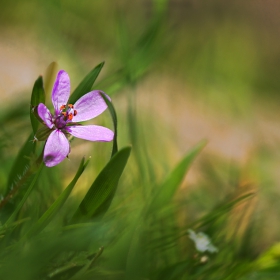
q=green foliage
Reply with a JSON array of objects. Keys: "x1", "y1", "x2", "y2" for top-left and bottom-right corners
[
  {"x1": 24, "y1": 157, "x2": 89, "y2": 238},
  {"x1": 5, "y1": 162, "x2": 44, "y2": 226},
  {"x1": 68, "y1": 62, "x2": 105, "y2": 104},
  {"x1": 30, "y1": 76, "x2": 45, "y2": 134},
  {"x1": 72, "y1": 146, "x2": 131, "y2": 221},
  {"x1": 5, "y1": 133, "x2": 35, "y2": 193},
  {"x1": 0, "y1": 75, "x2": 275, "y2": 280},
  {"x1": 148, "y1": 140, "x2": 207, "y2": 212},
  {"x1": 0, "y1": 61, "x2": 134, "y2": 279},
  {"x1": 100, "y1": 92, "x2": 118, "y2": 157},
  {"x1": 1, "y1": 1, "x2": 280, "y2": 279}
]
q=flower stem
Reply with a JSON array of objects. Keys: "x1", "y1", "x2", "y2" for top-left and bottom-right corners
[
  {"x1": 4, "y1": 162, "x2": 44, "y2": 225},
  {"x1": 0, "y1": 152, "x2": 43, "y2": 211}
]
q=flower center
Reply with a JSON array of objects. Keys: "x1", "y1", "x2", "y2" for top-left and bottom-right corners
[{"x1": 54, "y1": 104, "x2": 77, "y2": 129}]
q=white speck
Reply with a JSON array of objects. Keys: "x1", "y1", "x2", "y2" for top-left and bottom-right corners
[{"x1": 188, "y1": 229, "x2": 218, "y2": 253}]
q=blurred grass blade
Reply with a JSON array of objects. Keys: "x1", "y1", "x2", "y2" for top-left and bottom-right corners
[
  {"x1": 72, "y1": 146, "x2": 131, "y2": 221},
  {"x1": 0, "y1": 102, "x2": 28, "y2": 124},
  {"x1": 190, "y1": 192, "x2": 255, "y2": 229},
  {"x1": 5, "y1": 163, "x2": 44, "y2": 225},
  {"x1": 150, "y1": 192, "x2": 255, "y2": 252},
  {"x1": 6, "y1": 133, "x2": 36, "y2": 194},
  {"x1": 255, "y1": 242, "x2": 280, "y2": 270},
  {"x1": 44, "y1": 61, "x2": 58, "y2": 98},
  {"x1": 30, "y1": 76, "x2": 45, "y2": 134},
  {"x1": 94, "y1": 68, "x2": 127, "y2": 96},
  {"x1": 68, "y1": 62, "x2": 105, "y2": 104},
  {"x1": 153, "y1": 0, "x2": 169, "y2": 16},
  {"x1": 148, "y1": 140, "x2": 207, "y2": 212},
  {"x1": 100, "y1": 92, "x2": 118, "y2": 157},
  {"x1": 24, "y1": 158, "x2": 89, "y2": 238}
]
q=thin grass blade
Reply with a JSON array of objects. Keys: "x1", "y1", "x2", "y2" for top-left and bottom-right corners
[
  {"x1": 100, "y1": 92, "x2": 118, "y2": 157},
  {"x1": 148, "y1": 140, "x2": 207, "y2": 213},
  {"x1": 5, "y1": 133, "x2": 36, "y2": 195},
  {"x1": 30, "y1": 76, "x2": 45, "y2": 134},
  {"x1": 5, "y1": 163, "x2": 44, "y2": 225},
  {"x1": 72, "y1": 146, "x2": 131, "y2": 221},
  {"x1": 189, "y1": 192, "x2": 255, "y2": 229},
  {"x1": 24, "y1": 158, "x2": 89, "y2": 238},
  {"x1": 68, "y1": 62, "x2": 105, "y2": 104}
]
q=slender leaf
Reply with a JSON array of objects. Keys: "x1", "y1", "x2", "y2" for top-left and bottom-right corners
[
  {"x1": 5, "y1": 163, "x2": 44, "y2": 225},
  {"x1": 68, "y1": 62, "x2": 105, "y2": 104},
  {"x1": 148, "y1": 140, "x2": 207, "y2": 212},
  {"x1": 94, "y1": 68, "x2": 127, "y2": 96},
  {"x1": 188, "y1": 192, "x2": 255, "y2": 229},
  {"x1": 6, "y1": 133, "x2": 36, "y2": 194},
  {"x1": 44, "y1": 61, "x2": 58, "y2": 98},
  {"x1": 153, "y1": 0, "x2": 169, "y2": 16},
  {"x1": 72, "y1": 146, "x2": 131, "y2": 221},
  {"x1": 30, "y1": 76, "x2": 45, "y2": 134},
  {"x1": 0, "y1": 102, "x2": 29, "y2": 124},
  {"x1": 24, "y1": 158, "x2": 89, "y2": 238},
  {"x1": 151, "y1": 192, "x2": 255, "y2": 252},
  {"x1": 100, "y1": 92, "x2": 118, "y2": 157}
]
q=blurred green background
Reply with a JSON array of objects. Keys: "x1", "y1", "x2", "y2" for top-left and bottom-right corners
[{"x1": 1, "y1": 0, "x2": 280, "y2": 279}]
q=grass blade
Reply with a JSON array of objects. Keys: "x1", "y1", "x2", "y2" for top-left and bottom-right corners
[
  {"x1": 148, "y1": 140, "x2": 207, "y2": 212},
  {"x1": 188, "y1": 192, "x2": 255, "y2": 229},
  {"x1": 5, "y1": 163, "x2": 44, "y2": 225},
  {"x1": 72, "y1": 146, "x2": 131, "y2": 221},
  {"x1": 5, "y1": 133, "x2": 36, "y2": 195},
  {"x1": 24, "y1": 158, "x2": 89, "y2": 238},
  {"x1": 100, "y1": 92, "x2": 118, "y2": 157},
  {"x1": 30, "y1": 76, "x2": 45, "y2": 134},
  {"x1": 68, "y1": 62, "x2": 105, "y2": 104}
]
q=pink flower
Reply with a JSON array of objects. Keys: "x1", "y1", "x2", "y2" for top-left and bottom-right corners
[{"x1": 37, "y1": 70, "x2": 114, "y2": 167}]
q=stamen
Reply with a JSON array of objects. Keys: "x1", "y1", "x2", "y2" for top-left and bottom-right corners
[
  {"x1": 68, "y1": 113, "x2": 73, "y2": 121},
  {"x1": 68, "y1": 104, "x2": 74, "y2": 109},
  {"x1": 62, "y1": 112, "x2": 67, "y2": 116},
  {"x1": 60, "y1": 105, "x2": 66, "y2": 110},
  {"x1": 74, "y1": 110, "x2": 77, "y2": 116}
]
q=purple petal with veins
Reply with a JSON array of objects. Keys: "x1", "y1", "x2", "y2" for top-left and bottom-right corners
[
  {"x1": 52, "y1": 70, "x2": 70, "y2": 115},
  {"x1": 44, "y1": 130, "x2": 70, "y2": 167},
  {"x1": 37, "y1": 103, "x2": 54, "y2": 129},
  {"x1": 66, "y1": 125, "x2": 114, "y2": 142},
  {"x1": 72, "y1": 90, "x2": 109, "y2": 122}
]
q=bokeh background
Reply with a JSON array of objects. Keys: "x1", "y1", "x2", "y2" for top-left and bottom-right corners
[{"x1": 1, "y1": 0, "x2": 280, "y2": 278}]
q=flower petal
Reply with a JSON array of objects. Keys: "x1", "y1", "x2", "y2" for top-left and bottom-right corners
[
  {"x1": 44, "y1": 130, "x2": 70, "y2": 167},
  {"x1": 72, "y1": 90, "x2": 110, "y2": 122},
  {"x1": 37, "y1": 103, "x2": 54, "y2": 129},
  {"x1": 52, "y1": 70, "x2": 70, "y2": 115},
  {"x1": 66, "y1": 125, "x2": 114, "y2": 142}
]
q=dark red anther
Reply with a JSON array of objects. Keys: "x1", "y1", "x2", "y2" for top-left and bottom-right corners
[
  {"x1": 60, "y1": 105, "x2": 66, "y2": 110},
  {"x1": 68, "y1": 104, "x2": 74, "y2": 109},
  {"x1": 68, "y1": 113, "x2": 73, "y2": 121},
  {"x1": 74, "y1": 110, "x2": 77, "y2": 116}
]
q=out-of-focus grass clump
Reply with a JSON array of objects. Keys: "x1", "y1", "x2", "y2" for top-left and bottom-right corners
[{"x1": 1, "y1": 0, "x2": 280, "y2": 279}]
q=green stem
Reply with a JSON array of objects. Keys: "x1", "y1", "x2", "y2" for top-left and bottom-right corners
[
  {"x1": 4, "y1": 163, "x2": 44, "y2": 226},
  {"x1": 0, "y1": 147, "x2": 43, "y2": 210}
]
